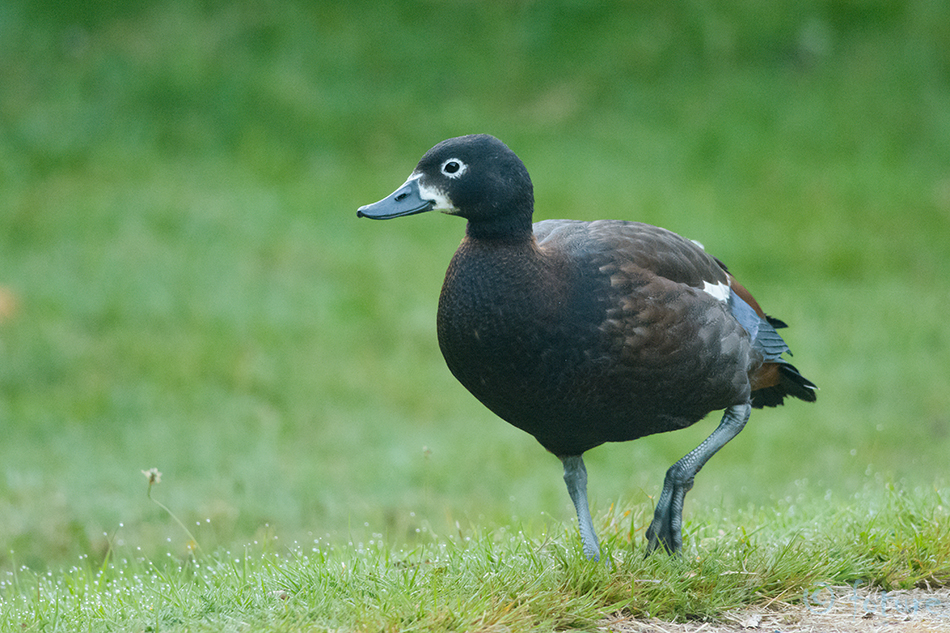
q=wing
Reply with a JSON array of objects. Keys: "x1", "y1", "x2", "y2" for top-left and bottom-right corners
[
  {"x1": 535, "y1": 219, "x2": 730, "y2": 292},
  {"x1": 534, "y1": 219, "x2": 817, "y2": 408}
]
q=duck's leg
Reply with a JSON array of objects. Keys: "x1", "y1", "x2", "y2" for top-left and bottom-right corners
[
  {"x1": 646, "y1": 403, "x2": 751, "y2": 554},
  {"x1": 561, "y1": 455, "x2": 601, "y2": 561}
]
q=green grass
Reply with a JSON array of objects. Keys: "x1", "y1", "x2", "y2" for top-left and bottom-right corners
[
  {"x1": 1, "y1": 0, "x2": 950, "y2": 627},
  {"x1": 1, "y1": 483, "x2": 948, "y2": 632}
]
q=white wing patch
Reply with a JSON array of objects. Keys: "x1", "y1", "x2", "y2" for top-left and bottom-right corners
[
  {"x1": 688, "y1": 238, "x2": 730, "y2": 302},
  {"x1": 702, "y1": 279, "x2": 731, "y2": 303}
]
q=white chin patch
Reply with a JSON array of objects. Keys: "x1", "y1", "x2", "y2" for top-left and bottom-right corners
[
  {"x1": 702, "y1": 280, "x2": 731, "y2": 303},
  {"x1": 414, "y1": 176, "x2": 455, "y2": 212}
]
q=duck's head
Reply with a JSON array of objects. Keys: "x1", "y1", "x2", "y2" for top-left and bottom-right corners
[{"x1": 358, "y1": 134, "x2": 535, "y2": 239}]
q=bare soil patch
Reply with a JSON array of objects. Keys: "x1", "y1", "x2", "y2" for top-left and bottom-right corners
[{"x1": 602, "y1": 586, "x2": 950, "y2": 633}]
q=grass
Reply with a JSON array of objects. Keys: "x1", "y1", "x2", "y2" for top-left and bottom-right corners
[
  {"x1": 1, "y1": 482, "x2": 948, "y2": 632},
  {"x1": 1, "y1": 0, "x2": 950, "y2": 628}
]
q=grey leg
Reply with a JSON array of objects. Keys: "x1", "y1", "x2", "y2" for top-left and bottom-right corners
[
  {"x1": 646, "y1": 403, "x2": 751, "y2": 554},
  {"x1": 561, "y1": 455, "x2": 601, "y2": 561}
]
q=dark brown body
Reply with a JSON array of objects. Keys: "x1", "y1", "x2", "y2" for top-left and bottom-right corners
[{"x1": 438, "y1": 220, "x2": 754, "y2": 456}]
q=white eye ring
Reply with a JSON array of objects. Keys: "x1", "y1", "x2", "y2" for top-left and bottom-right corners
[{"x1": 440, "y1": 158, "x2": 467, "y2": 179}]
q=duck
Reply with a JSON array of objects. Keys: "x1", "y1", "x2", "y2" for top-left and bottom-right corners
[{"x1": 357, "y1": 134, "x2": 816, "y2": 560}]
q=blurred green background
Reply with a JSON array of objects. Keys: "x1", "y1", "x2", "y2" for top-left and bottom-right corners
[{"x1": 1, "y1": 1, "x2": 948, "y2": 570}]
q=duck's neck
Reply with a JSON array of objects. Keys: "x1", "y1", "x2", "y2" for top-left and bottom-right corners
[{"x1": 464, "y1": 214, "x2": 534, "y2": 243}]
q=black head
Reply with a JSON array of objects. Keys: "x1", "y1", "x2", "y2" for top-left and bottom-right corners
[{"x1": 358, "y1": 134, "x2": 535, "y2": 239}]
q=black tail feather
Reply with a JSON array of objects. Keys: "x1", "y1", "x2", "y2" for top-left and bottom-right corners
[{"x1": 751, "y1": 361, "x2": 817, "y2": 408}]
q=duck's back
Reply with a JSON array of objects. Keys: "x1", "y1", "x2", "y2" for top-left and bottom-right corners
[{"x1": 437, "y1": 219, "x2": 754, "y2": 457}]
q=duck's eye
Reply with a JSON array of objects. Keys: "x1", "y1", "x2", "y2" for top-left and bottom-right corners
[{"x1": 440, "y1": 158, "x2": 467, "y2": 179}]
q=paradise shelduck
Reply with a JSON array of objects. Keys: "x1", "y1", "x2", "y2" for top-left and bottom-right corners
[{"x1": 357, "y1": 134, "x2": 816, "y2": 560}]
